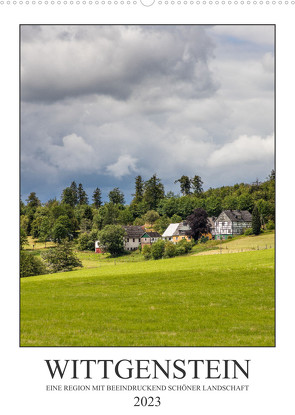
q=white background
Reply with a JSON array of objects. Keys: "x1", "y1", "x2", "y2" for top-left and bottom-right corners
[{"x1": 0, "y1": 3, "x2": 293, "y2": 414}]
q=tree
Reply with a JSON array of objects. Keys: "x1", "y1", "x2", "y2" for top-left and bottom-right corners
[
  {"x1": 175, "y1": 175, "x2": 191, "y2": 196},
  {"x1": 98, "y1": 225, "x2": 126, "y2": 256},
  {"x1": 142, "y1": 244, "x2": 152, "y2": 260},
  {"x1": 20, "y1": 228, "x2": 28, "y2": 250},
  {"x1": 186, "y1": 208, "x2": 209, "y2": 241},
  {"x1": 39, "y1": 217, "x2": 51, "y2": 246},
  {"x1": 20, "y1": 251, "x2": 47, "y2": 278},
  {"x1": 118, "y1": 208, "x2": 134, "y2": 225},
  {"x1": 108, "y1": 187, "x2": 125, "y2": 205},
  {"x1": 144, "y1": 210, "x2": 160, "y2": 225},
  {"x1": 41, "y1": 241, "x2": 82, "y2": 273},
  {"x1": 92, "y1": 187, "x2": 102, "y2": 208},
  {"x1": 151, "y1": 239, "x2": 165, "y2": 260},
  {"x1": 51, "y1": 215, "x2": 72, "y2": 243},
  {"x1": 26, "y1": 192, "x2": 41, "y2": 210},
  {"x1": 164, "y1": 241, "x2": 177, "y2": 258},
  {"x1": 77, "y1": 230, "x2": 98, "y2": 251},
  {"x1": 78, "y1": 183, "x2": 88, "y2": 205},
  {"x1": 269, "y1": 169, "x2": 275, "y2": 181},
  {"x1": 99, "y1": 203, "x2": 121, "y2": 227},
  {"x1": 190, "y1": 175, "x2": 203, "y2": 195},
  {"x1": 252, "y1": 205, "x2": 261, "y2": 235},
  {"x1": 171, "y1": 214, "x2": 182, "y2": 223},
  {"x1": 61, "y1": 187, "x2": 76, "y2": 207},
  {"x1": 153, "y1": 216, "x2": 171, "y2": 234},
  {"x1": 70, "y1": 181, "x2": 78, "y2": 206},
  {"x1": 133, "y1": 175, "x2": 144, "y2": 202},
  {"x1": 83, "y1": 206, "x2": 93, "y2": 221},
  {"x1": 143, "y1": 174, "x2": 165, "y2": 210}
]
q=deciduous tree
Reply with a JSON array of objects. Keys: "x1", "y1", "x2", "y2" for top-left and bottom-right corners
[{"x1": 186, "y1": 208, "x2": 209, "y2": 241}]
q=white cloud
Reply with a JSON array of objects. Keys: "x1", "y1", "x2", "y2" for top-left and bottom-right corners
[
  {"x1": 106, "y1": 154, "x2": 138, "y2": 178},
  {"x1": 48, "y1": 133, "x2": 95, "y2": 171},
  {"x1": 207, "y1": 134, "x2": 274, "y2": 167}
]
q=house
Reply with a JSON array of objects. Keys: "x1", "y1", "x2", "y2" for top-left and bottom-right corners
[
  {"x1": 123, "y1": 225, "x2": 145, "y2": 251},
  {"x1": 140, "y1": 231, "x2": 162, "y2": 247},
  {"x1": 162, "y1": 221, "x2": 192, "y2": 244},
  {"x1": 214, "y1": 210, "x2": 252, "y2": 240}
]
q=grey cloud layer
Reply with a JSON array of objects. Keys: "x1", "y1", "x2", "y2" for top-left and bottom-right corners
[{"x1": 21, "y1": 25, "x2": 274, "y2": 202}]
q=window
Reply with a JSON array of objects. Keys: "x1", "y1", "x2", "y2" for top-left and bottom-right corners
[
  {"x1": 127, "y1": 238, "x2": 129, "y2": 242},
  {"x1": 133, "y1": 238, "x2": 135, "y2": 242}
]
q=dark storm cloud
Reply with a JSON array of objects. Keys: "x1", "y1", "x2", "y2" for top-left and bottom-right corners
[
  {"x1": 21, "y1": 25, "x2": 275, "y2": 203},
  {"x1": 21, "y1": 25, "x2": 217, "y2": 104}
]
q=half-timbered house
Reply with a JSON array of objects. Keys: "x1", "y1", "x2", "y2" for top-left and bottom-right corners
[{"x1": 214, "y1": 210, "x2": 252, "y2": 239}]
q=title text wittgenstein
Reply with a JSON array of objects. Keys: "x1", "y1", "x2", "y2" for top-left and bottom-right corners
[{"x1": 45, "y1": 359, "x2": 250, "y2": 380}]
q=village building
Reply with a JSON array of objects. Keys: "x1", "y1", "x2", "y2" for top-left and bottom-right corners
[
  {"x1": 214, "y1": 210, "x2": 252, "y2": 240},
  {"x1": 162, "y1": 221, "x2": 192, "y2": 244},
  {"x1": 140, "y1": 231, "x2": 162, "y2": 247},
  {"x1": 123, "y1": 225, "x2": 145, "y2": 251}
]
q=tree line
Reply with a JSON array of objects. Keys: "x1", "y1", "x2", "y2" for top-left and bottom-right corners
[{"x1": 20, "y1": 170, "x2": 275, "y2": 251}]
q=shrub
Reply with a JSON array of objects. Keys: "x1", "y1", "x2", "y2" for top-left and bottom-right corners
[
  {"x1": 266, "y1": 220, "x2": 275, "y2": 230},
  {"x1": 176, "y1": 244, "x2": 186, "y2": 256},
  {"x1": 20, "y1": 251, "x2": 47, "y2": 278},
  {"x1": 41, "y1": 241, "x2": 82, "y2": 273},
  {"x1": 176, "y1": 239, "x2": 193, "y2": 253},
  {"x1": 142, "y1": 244, "x2": 152, "y2": 260},
  {"x1": 151, "y1": 239, "x2": 165, "y2": 260},
  {"x1": 164, "y1": 241, "x2": 177, "y2": 258},
  {"x1": 200, "y1": 235, "x2": 209, "y2": 244},
  {"x1": 243, "y1": 228, "x2": 253, "y2": 236}
]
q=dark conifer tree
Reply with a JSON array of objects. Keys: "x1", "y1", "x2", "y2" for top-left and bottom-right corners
[
  {"x1": 191, "y1": 175, "x2": 204, "y2": 195},
  {"x1": 108, "y1": 187, "x2": 125, "y2": 205},
  {"x1": 70, "y1": 181, "x2": 78, "y2": 206},
  {"x1": 174, "y1": 175, "x2": 191, "y2": 196},
  {"x1": 143, "y1": 174, "x2": 165, "y2": 210},
  {"x1": 78, "y1": 183, "x2": 88, "y2": 205},
  {"x1": 252, "y1": 205, "x2": 261, "y2": 235},
  {"x1": 61, "y1": 187, "x2": 75, "y2": 207},
  {"x1": 134, "y1": 175, "x2": 144, "y2": 202},
  {"x1": 92, "y1": 187, "x2": 102, "y2": 208}
]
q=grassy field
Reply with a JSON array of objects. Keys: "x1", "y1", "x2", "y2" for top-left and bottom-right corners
[
  {"x1": 21, "y1": 248, "x2": 275, "y2": 347},
  {"x1": 195, "y1": 232, "x2": 275, "y2": 256}
]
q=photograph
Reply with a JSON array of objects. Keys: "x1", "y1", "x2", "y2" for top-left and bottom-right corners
[{"x1": 20, "y1": 24, "x2": 275, "y2": 347}]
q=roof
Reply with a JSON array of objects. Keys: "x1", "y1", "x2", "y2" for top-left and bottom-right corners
[
  {"x1": 143, "y1": 231, "x2": 162, "y2": 238},
  {"x1": 123, "y1": 226, "x2": 145, "y2": 238},
  {"x1": 162, "y1": 223, "x2": 179, "y2": 238},
  {"x1": 207, "y1": 217, "x2": 216, "y2": 227},
  {"x1": 162, "y1": 222, "x2": 192, "y2": 237},
  {"x1": 220, "y1": 210, "x2": 252, "y2": 222}
]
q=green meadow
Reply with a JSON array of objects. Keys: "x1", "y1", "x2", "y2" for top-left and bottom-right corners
[{"x1": 21, "y1": 248, "x2": 274, "y2": 347}]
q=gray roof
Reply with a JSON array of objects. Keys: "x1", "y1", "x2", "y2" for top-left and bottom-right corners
[
  {"x1": 222, "y1": 210, "x2": 252, "y2": 222},
  {"x1": 162, "y1": 222, "x2": 192, "y2": 237},
  {"x1": 123, "y1": 226, "x2": 145, "y2": 238}
]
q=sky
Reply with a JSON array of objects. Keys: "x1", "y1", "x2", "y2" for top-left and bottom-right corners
[{"x1": 21, "y1": 25, "x2": 275, "y2": 204}]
